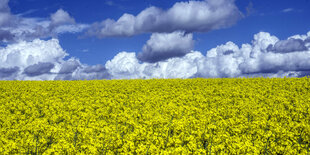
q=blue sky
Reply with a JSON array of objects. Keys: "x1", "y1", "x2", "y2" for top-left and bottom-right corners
[{"x1": 0, "y1": 0, "x2": 310, "y2": 80}]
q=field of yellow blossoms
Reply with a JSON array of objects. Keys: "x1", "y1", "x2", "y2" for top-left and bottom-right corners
[{"x1": 0, "y1": 78, "x2": 310, "y2": 154}]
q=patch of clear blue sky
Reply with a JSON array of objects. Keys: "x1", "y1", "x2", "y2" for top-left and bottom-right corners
[{"x1": 8, "y1": 0, "x2": 310, "y2": 65}]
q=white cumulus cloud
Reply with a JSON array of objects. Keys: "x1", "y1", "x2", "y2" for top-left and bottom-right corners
[
  {"x1": 0, "y1": 38, "x2": 110, "y2": 80},
  {"x1": 50, "y1": 9, "x2": 75, "y2": 26},
  {"x1": 106, "y1": 51, "x2": 205, "y2": 79},
  {"x1": 105, "y1": 31, "x2": 310, "y2": 79},
  {"x1": 87, "y1": 0, "x2": 242, "y2": 37},
  {"x1": 138, "y1": 31, "x2": 194, "y2": 62}
]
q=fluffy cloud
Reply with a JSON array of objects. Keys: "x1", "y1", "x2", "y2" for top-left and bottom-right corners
[
  {"x1": 87, "y1": 0, "x2": 242, "y2": 37},
  {"x1": 201, "y1": 31, "x2": 310, "y2": 77},
  {"x1": 138, "y1": 31, "x2": 194, "y2": 62},
  {"x1": 106, "y1": 51, "x2": 204, "y2": 79},
  {"x1": 106, "y1": 31, "x2": 310, "y2": 79},
  {"x1": 50, "y1": 9, "x2": 75, "y2": 26},
  {"x1": 49, "y1": 9, "x2": 88, "y2": 35},
  {"x1": 0, "y1": 0, "x2": 88, "y2": 42},
  {"x1": 0, "y1": 38, "x2": 65, "y2": 80},
  {"x1": 0, "y1": 38, "x2": 110, "y2": 80},
  {"x1": 105, "y1": 52, "x2": 142, "y2": 79},
  {"x1": 0, "y1": 39, "x2": 67, "y2": 68}
]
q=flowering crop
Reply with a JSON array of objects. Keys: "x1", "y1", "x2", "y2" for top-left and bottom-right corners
[{"x1": 0, "y1": 78, "x2": 309, "y2": 154}]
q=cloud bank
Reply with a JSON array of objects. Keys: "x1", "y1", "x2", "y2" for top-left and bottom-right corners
[
  {"x1": 87, "y1": 0, "x2": 242, "y2": 37},
  {"x1": 0, "y1": 31, "x2": 309, "y2": 80},
  {"x1": 106, "y1": 31, "x2": 310, "y2": 79}
]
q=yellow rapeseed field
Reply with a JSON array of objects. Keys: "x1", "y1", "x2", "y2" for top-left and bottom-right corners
[{"x1": 0, "y1": 78, "x2": 309, "y2": 154}]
